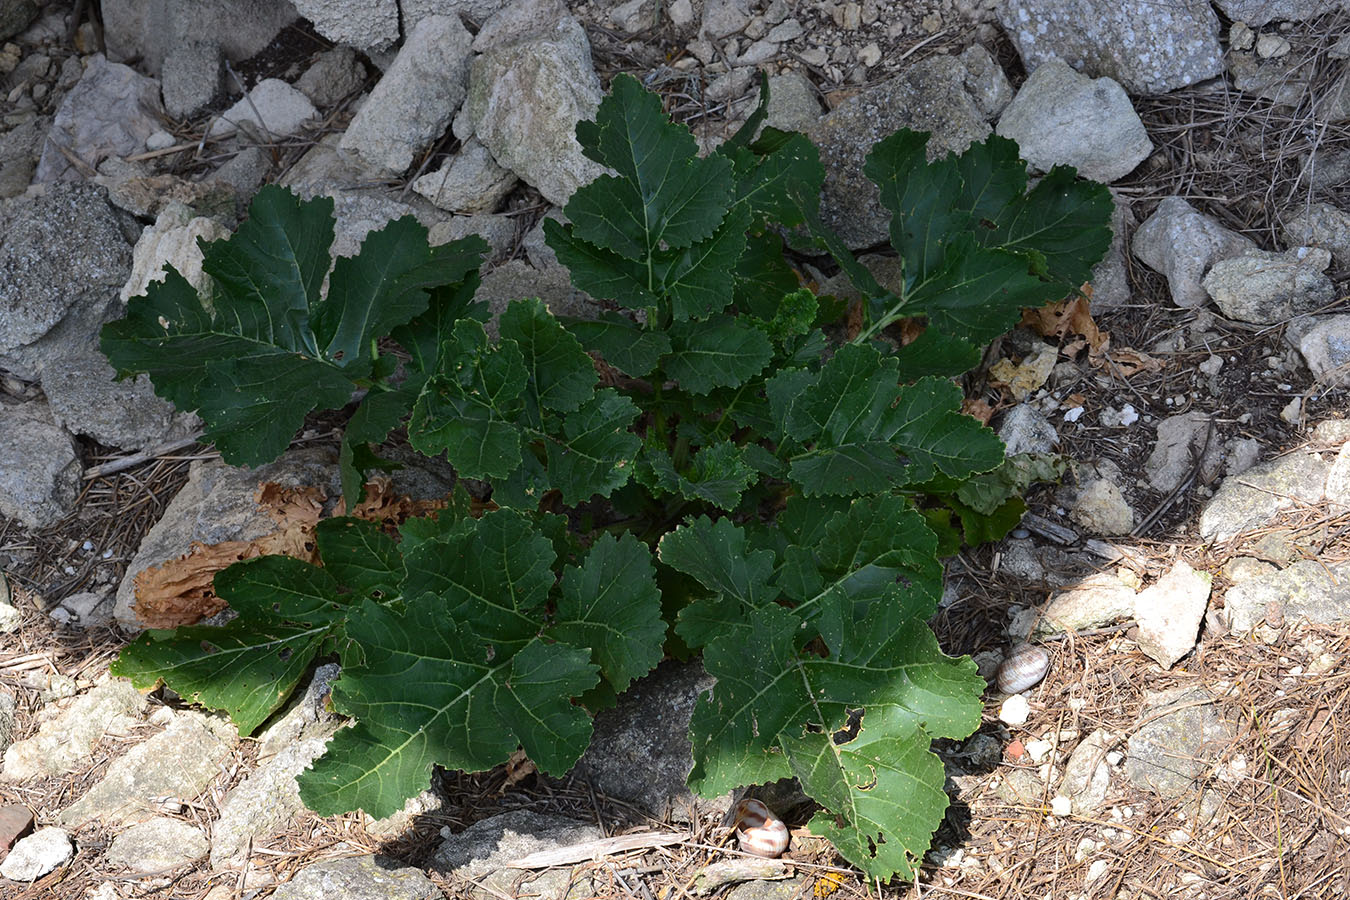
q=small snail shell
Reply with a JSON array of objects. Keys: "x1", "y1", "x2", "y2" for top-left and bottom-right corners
[
  {"x1": 997, "y1": 643, "x2": 1050, "y2": 694},
  {"x1": 733, "y1": 798, "x2": 789, "y2": 858}
]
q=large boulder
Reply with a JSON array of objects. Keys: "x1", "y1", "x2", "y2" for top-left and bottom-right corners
[
  {"x1": 101, "y1": 0, "x2": 298, "y2": 75},
  {"x1": 35, "y1": 55, "x2": 164, "y2": 183},
  {"x1": 1213, "y1": 0, "x2": 1350, "y2": 26}
]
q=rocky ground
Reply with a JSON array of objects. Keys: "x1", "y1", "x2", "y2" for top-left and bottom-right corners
[{"x1": 3, "y1": 0, "x2": 1350, "y2": 898}]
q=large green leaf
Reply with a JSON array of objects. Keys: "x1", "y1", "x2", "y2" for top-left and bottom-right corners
[
  {"x1": 663, "y1": 314, "x2": 773, "y2": 394},
  {"x1": 544, "y1": 389, "x2": 642, "y2": 504},
  {"x1": 643, "y1": 442, "x2": 759, "y2": 511},
  {"x1": 315, "y1": 517, "x2": 402, "y2": 603},
  {"x1": 110, "y1": 555, "x2": 352, "y2": 735},
  {"x1": 565, "y1": 312, "x2": 672, "y2": 377},
  {"x1": 659, "y1": 516, "x2": 780, "y2": 649},
  {"x1": 499, "y1": 298, "x2": 598, "y2": 423}
]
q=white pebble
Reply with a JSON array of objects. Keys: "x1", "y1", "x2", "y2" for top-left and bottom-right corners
[
  {"x1": 1025, "y1": 738, "x2": 1055, "y2": 763},
  {"x1": 81, "y1": 540, "x2": 93, "y2": 551},
  {"x1": 101, "y1": 549, "x2": 113, "y2": 559},
  {"x1": 998, "y1": 693, "x2": 1031, "y2": 726},
  {"x1": 1063, "y1": 406, "x2": 1084, "y2": 423},
  {"x1": 1050, "y1": 795, "x2": 1073, "y2": 816},
  {"x1": 1086, "y1": 859, "x2": 1111, "y2": 884}
]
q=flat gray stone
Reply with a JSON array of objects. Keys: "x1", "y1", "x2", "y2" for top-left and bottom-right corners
[
  {"x1": 289, "y1": 0, "x2": 399, "y2": 52},
  {"x1": 997, "y1": 0, "x2": 1224, "y2": 95},
  {"x1": 1134, "y1": 561, "x2": 1211, "y2": 668},
  {"x1": 0, "y1": 404, "x2": 80, "y2": 529},
  {"x1": 104, "y1": 817, "x2": 208, "y2": 872},
  {"x1": 1198, "y1": 450, "x2": 1328, "y2": 542},
  {"x1": 1058, "y1": 729, "x2": 1114, "y2": 813},
  {"x1": 101, "y1": 0, "x2": 297, "y2": 76},
  {"x1": 1282, "y1": 200, "x2": 1350, "y2": 268},
  {"x1": 997, "y1": 404, "x2": 1058, "y2": 456},
  {"x1": 271, "y1": 855, "x2": 441, "y2": 900},
  {"x1": 1126, "y1": 686, "x2": 1234, "y2": 798},
  {"x1": 1145, "y1": 411, "x2": 1221, "y2": 493},
  {"x1": 0, "y1": 826, "x2": 72, "y2": 881},
  {"x1": 208, "y1": 78, "x2": 318, "y2": 140},
  {"x1": 160, "y1": 37, "x2": 222, "y2": 118},
  {"x1": 1132, "y1": 197, "x2": 1256, "y2": 309},
  {"x1": 58, "y1": 710, "x2": 238, "y2": 828},
  {"x1": 1031, "y1": 573, "x2": 1137, "y2": 637},
  {"x1": 996, "y1": 60, "x2": 1151, "y2": 183},
  {"x1": 1214, "y1": 0, "x2": 1349, "y2": 26},
  {"x1": 1202, "y1": 247, "x2": 1335, "y2": 325},
  {"x1": 431, "y1": 809, "x2": 602, "y2": 900},
  {"x1": 35, "y1": 55, "x2": 164, "y2": 182},
  {"x1": 412, "y1": 139, "x2": 517, "y2": 214},
  {"x1": 294, "y1": 47, "x2": 368, "y2": 109},
  {"x1": 1294, "y1": 315, "x2": 1350, "y2": 387},
  {"x1": 1223, "y1": 559, "x2": 1350, "y2": 633},
  {"x1": 41, "y1": 349, "x2": 199, "y2": 451},
  {"x1": 1, "y1": 676, "x2": 145, "y2": 781}
]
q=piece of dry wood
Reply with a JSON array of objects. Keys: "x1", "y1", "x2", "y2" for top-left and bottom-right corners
[
  {"x1": 83, "y1": 435, "x2": 204, "y2": 479},
  {"x1": 506, "y1": 832, "x2": 689, "y2": 868}
]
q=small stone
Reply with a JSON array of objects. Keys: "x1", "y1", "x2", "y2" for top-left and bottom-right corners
[
  {"x1": 1294, "y1": 315, "x2": 1350, "y2": 386},
  {"x1": 999, "y1": 403, "x2": 1058, "y2": 455},
  {"x1": 1132, "y1": 197, "x2": 1257, "y2": 309},
  {"x1": 999, "y1": 693, "x2": 1031, "y2": 726},
  {"x1": 104, "y1": 817, "x2": 208, "y2": 872},
  {"x1": 1069, "y1": 479, "x2": 1134, "y2": 536},
  {"x1": 1034, "y1": 573, "x2": 1138, "y2": 636},
  {"x1": 1126, "y1": 686, "x2": 1234, "y2": 798},
  {"x1": 1280, "y1": 396, "x2": 1302, "y2": 425},
  {"x1": 858, "y1": 42, "x2": 882, "y2": 67},
  {"x1": 1229, "y1": 21, "x2": 1255, "y2": 51},
  {"x1": 765, "y1": 18, "x2": 802, "y2": 42},
  {"x1": 1134, "y1": 561, "x2": 1212, "y2": 668},
  {"x1": 0, "y1": 826, "x2": 72, "y2": 881},
  {"x1": 1049, "y1": 795, "x2": 1073, "y2": 816},
  {"x1": 1025, "y1": 739, "x2": 1055, "y2": 763},
  {"x1": 1202, "y1": 246, "x2": 1334, "y2": 325},
  {"x1": 0, "y1": 803, "x2": 34, "y2": 853},
  {"x1": 1086, "y1": 859, "x2": 1111, "y2": 884},
  {"x1": 1256, "y1": 33, "x2": 1291, "y2": 59},
  {"x1": 208, "y1": 78, "x2": 318, "y2": 139}
]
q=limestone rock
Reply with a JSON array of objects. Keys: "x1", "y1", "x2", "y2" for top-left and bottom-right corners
[
  {"x1": 0, "y1": 404, "x2": 80, "y2": 528},
  {"x1": 1067, "y1": 478, "x2": 1134, "y2": 535},
  {"x1": 1223, "y1": 559, "x2": 1350, "y2": 633},
  {"x1": 997, "y1": 0, "x2": 1224, "y2": 95},
  {"x1": 1031, "y1": 573, "x2": 1137, "y2": 637},
  {"x1": 288, "y1": 0, "x2": 399, "y2": 52},
  {"x1": 0, "y1": 826, "x2": 72, "y2": 881},
  {"x1": 762, "y1": 71, "x2": 822, "y2": 134},
  {"x1": 1132, "y1": 197, "x2": 1257, "y2": 309},
  {"x1": 412, "y1": 139, "x2": 517, "y2": 213},
  {"x1": 101, "y1": 0, "x2": 298, "y2": 75},
  {"x1": 271, "y1": 855, "x2": 441, "y2": 900},
  {"x1": 339, "y1": 15, "x2": 473, "y2": 176},
  {"x1": 1198, "y1": 450, "x2": 1328, "y2": 542},
  {"x1": 1134, "y1": 561, "x2": 1212, "y2": 668},
  {"x1": 39, "y1": 349, "x2": 200, "y2": 451},
  {"x1": 1, "y1": 676, "x2": 146, "y2": 781},
  {"x1": 431, "y1": 809, "x2": 602, "y2": 899},
  {"x1": 1213, "y1": 0, "x2": 1348, "y2": 26},
  {"x1": 1126, "y1": 686, "x2": 1234, "y2": 798},
  {"x1": 208, "y1": 78, "x2": 318, "y2": 140},
  {"x1": 294, "y1": 47, "x2": 367, "y2": 109},
  {"x1": 35, "y1": 55, "x2": 164, "y2": 182},
  {"x1": 1058, "y1": 729, "x2": 1114, "y2": 813},
  {"x1": 996, "y1": 60, "x2": 1151, "y2": 183},
  {"x1": 104, "y1": 817, "x2": 208, "y2": 872},
  {"x1": 997, "y1": 404, "x2": 1058, "y2": 456},
  {"x1": 1089, "y1": 193, "x2": 1136, "y2": 308},
  {"x1": 1281, "y1": 200, "x2": 1350, "y2": 268},
  {"x1": 1145, "y1": 411, "x2": 1221, "y2": 493},
  {"x1": 118, "y1": 201, "x2": 230, "y2": 304},
  {"x1": 1202, "y1": 247, "x2": 1335, "y2": 324},
  {"x1": 160, "y1": 37, "x2": 222, "y2": 118}
]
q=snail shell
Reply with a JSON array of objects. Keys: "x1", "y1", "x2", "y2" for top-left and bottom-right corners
[
  {"x1": 733, "y1": 798, "x2": 789, "y2": 858},
  {"x1": 997, "y1": 643, "x2": 1050, "y2": 694}
]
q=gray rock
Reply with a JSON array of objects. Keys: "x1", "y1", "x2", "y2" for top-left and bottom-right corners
[
  {"x1": 1030, "y1": 572, "x2": 1137, "y2": 637},
  {"x1": 456, "y1": 7, "x2": 604, "y2": 205},
  {"x1": 1145, "y1": 411, "x2": 1221, "y2": 493},
  {"x1": 209, "y1": 146, "x2": 272, "y2": 198},
  {"x1": 1226, "y1": 437, "x2": 1262, "y2": 477},
  {"x1": 1213, "y1": 0, "x2": 1350, "y2": 26},
  {"x1": 1229, "y1": 51, "x2": 1306, "y2": 109},
  {"x1": 325, "y1": 191, "x2": 450, "y2": 259},
  {"x1": 572, "y1": 661, "x2": 714, "y2": 818},
  {"x1": 726, "y1": 879, "x2": 808, "y2": 900},
  {"x1": 810, "y1": 55, "x2": 993, "y2": 248},
  {"x1": 0, "y1": 182, "x2": 132, "y2": 377},
  {"x1": 1134, "y1": 561, "x2": 1211, "y2": 668},
  {"x1": 997, "y1": 403, "x2": 1058, "y2": 456},
  {"x1": 41, "y1": 349, "x2": 199, "y2": 450},
  {"x1": 1058, "y1": 729, "x2": 1114, "y2": 813},
  {"x1": 289, "y1": 0, "x2": 399, "y2": 52},
  {"x1": 0, "y1": 689, "x2": 14, "y2": 752},
  {"x1": 294, "y1": 47, "x2": 368, "y2": 109},
  {"x1": 1202, "y1": 247, "x2": 1335, "y2": 325},
  {"x1": 102, "y1": 0, "x2": 298, "y2": 76},
  {"x1": 1326, "y1": 441, "x2": 1350, "y2": 511},
  {"x1": 104, "y1": 817, "x2": 208, "y2": 872},
  {"x1": 339, "y1": 15, "x2": 473, "y2": 176},
  {"x1": 1198, "y1": 450, "x2": 1328, "y2": 542},
  {"x1": 119, "y1": 201, "x2": 229, "y2": 308},
  {"x1": 402, "y1": 0, "x2": 511, "y2": 29},
  {"x1": 412, "y1": 139, "x2": 517, "y2": 213},
  {"x1": 160, "y1": 37, "x2": 222, "y2": 118},
  {"x1": 1090, "y1": 194, "x2": 1135, "y2": 308},
  {"x1": 959, "y1": 45, "x2": 1014, "y2": 119},
  {"x1": 996, "y1": 60, "x2": 1151, "y2": 183},
  {"x1": 94, "y1": 167, "x2": 236, "y2": 221},
  {"x1": 476, "y1": 261, "x2": 600, "y2": 334},
  {"x1": 113, "y1": 447, "x2": 340, "y2": 629},
  {"x1": 0, "y1": 404, "x2": 80, "y2": 528},
  {"x1": 36, "y1": 55, "x2": 164, "y2": 182},
  {"x1": 2, "y1": 676, "x2": 146, "y2": 780},
  {"x1": 521, "y1": 210, "x2": 566, "y2": 270},
  {"x1": 58, "y1": 709, "x2": 238, "y2": 828},
  {"x1": 1132, "y1": 197, "x2": 1258, "y2": 309},
  {"x1": 0, "y1": 1, "x2": 38, "y2": 42},
  {"x1": 278, "y1": 134, "x2": 370, "y2": 198},
  {"x1": 0, "y1": 113, "x2": 49, "y2": 199},
  {"x1": 1067, "y1": 478, "x2": 1133, "y2": 535},
  {"x1": 208, "y1": 78, "x2": 318, "y2": 140},
  {"x1": 0, "y1": 826, "x2": 72, "y2": 881},
  {"x1": 694, "y1": 859, "x2": 793, "y2": 894},
  {"x1": 431, "y1": 809, "x2": 602, "y2": 900},
  {"x1": 1125, "y1": 686, "x2": 1234, "y2": 798},
  {"x1": 1294, "y1": 315, "x2": 1350, "y2": 386},
  {"x1": 996, "y1": 0, "x2": 1224, "y2": 95},
  {"x1": 1282, "y1": 200, "x2": 1350, "y2": 268},
  {"x1": 56, "y1": 591, "x2": 113, "y2": 627},
  {"x1": 763, "y1": 70, "x2": 821, "y2": 134},
  {"x1": 702, "y1": 0, "x2": 751, "y2": 37},
  {"x1": 1223, "y1": 559, "x2": 1350, "y2": 633},
  {"x1": 429, "y1": 213, "x2": 516, "y2": 262},
  {"x1": 0, "y1": 593, "x2": 17, "y2": 633},
  {"x1": 611, "y1": 0, "x2": 659, "y2": 32},
  {"x1": 272, "y1": 855, "x2": 441, "y2": 900}
]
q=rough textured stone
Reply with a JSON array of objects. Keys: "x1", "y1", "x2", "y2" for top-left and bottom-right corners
[
  {"x1": 762, "y1": 70, "x2": 822, "y2": 133},
  {"x1": 1126, "y1": 686, "x2": 1234, "y2": 798},
  {"x1": 810, "y1": 54, "x2": 992, "y2": 248},
  {"x1": 1213, "y1": 0, "x2": 1350, "y2": 26},
  {"x1": 455, "y1": 7, "x2": 604, "y2": 205},
  {"x1": 1223, "y1": 559, "x2": 1350, "y2": 633},
  {"x1": 104, "y1": 817, "x2": 209, "y2": 872},
  {"x1": 1198, "y1": 450, "x2": 1328, "y2": 542},
  {"x1": 431, "y1": 809, "x2": 602, "y2": 899},
  {"x1": 324, "y1": 191, "x2": 449, "y2": 259},
  {"x1": 0, "y1": 182, "x2": 133, "y2": 379},
  {"x1": 412, "y1": 139, "x2": 517, "y2": 213},
  {"x1": 294, "y1": 47, "x2": 368, "y2": 109},
  {"x1": 0, "y1": 113, "x2": 50, "y2": 199},
  {"x1": 475, "y1": 261, "x2": 601, "y2": 334},
  {"x1": 0, "y1": 0, "x2": 38, "y2": 42},
  {"x1": 35, "y1": 55, "x2": 164, "y2": 182},
  {"x1": 1132, "y1": 197, "x2": 1258, "y2": 309},
  {"x1": 96, "y1": 171, "x2": 236, "y2": 221},
  {"x1": 997, "y1": 403, "x2": 1058, "y2": 456},
  {"x1": 1058, "y1": 729, "x2": 1114, "y2": 813},
  {"x1": 1090, "y1": 193, "x2": 1135, "y2": 308},
  {"x1": 997, "y1": 0, "x2": 1224, "y2": 95},
  {"x1": 208, "y1": 78, "x2": 318, "y2": 140},
  {"x1": 0, "y1": 404, "x2": 80, "y2": 528},
  {"x1": 101, "y1": 0, "x2": 298, "y2": 75},
  {"x1": 0, "y1": 826, "x2": 71, "y2": 881},
  {"x1": 1282, "y1": 200, "x2": 1350, "y2": 268},
  {"x1": 572, "y1": 661, "x2": 714, "y2": 818},
  {"x1": 0, "y1": 691, "x2": 14, "y2": 753},
  {"x1": 996, "y1": 60, "x2": 1150, "y2": 183},
  {"x1": 58, "y1": 710, "x2": 238, "y2": 827},
  {"x1": 1294, "y1": 315, "x2": 1350, "y2": 386},
  {"x1": 1067, "y1": 478, "x2": 1134, "y2": 535},
  {"x1": 1031, "y1": 573, "x2": 1137, "y2": 637},
  {"x1": 339, "y1": 15, "x2": 473, "y2": 175},
  {"x1": 1202, "y1": 247, "x2": 1335, "y2": 325},
  {"x1": 1145, "y1": 411, "x2": 1221, "y2": 493},
  {"x1": 41, "y1": 349, "x2": 199, "y2": 450},
  {"x1": 114, "y1": 447, "x2": 340, "y2": 629},
  {"x1": 1134, "y1": 562, "x2": 1212, "y2": 668},
  {"x1": 288, "y1": 0, "x2": 399, "y2": 52},
  {"x1": 160, "y1": 37, "x2": 222, "y2": 118},
  {"x1": 2, "y1": 676, "x2": 146, "y2": 780},
  {"x1": 272, "y1": 855, "x2": 441, "y2": 900}
]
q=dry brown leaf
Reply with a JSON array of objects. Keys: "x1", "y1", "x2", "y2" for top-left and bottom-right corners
[
  {"x1": 897, "y1": 317, "x2": 925, "y2": 346},
  {"x1": 500, "y1": 748, "x2": 537, "y2": 793},
  {"x1": 1104, "y1": 347, "x2": 1166, "y2": 377},
  {"x1": 336, "y1": 476, "x2": 449, "y2": 526},
  {"x1": 962, "y1": 396, "x2": 996, "y2": 425}
]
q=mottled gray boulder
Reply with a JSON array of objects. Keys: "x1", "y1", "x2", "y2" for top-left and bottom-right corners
[
  {"x1": 0, "y1": 827, "x2": 72, "y2": 882},
  {"x1": 0, "y1": 0, "x2": 38, "y2": 41},
  {"x1": 1198, "y1": 450, "x2": 1328, "y2": 542},
  {"x1": 41, "y1": 350, "x2": 199, "y2": 451},
  {"x1": 1134, "y1": 562, "x2": 1211, "y2": 668},
  {"x1": 1126, "y1": 686, "x2": 1233, "y2": 798},
  {"x1": 325, "y1": 191, "x2": 450, "y2": 259},
  {"x1": 289, "y1": 0, "x2": 399, "y2": 52},
  {"x1": 810, "y1": 54, "x2": 993, "y2": 248},
  {"x1": 959, "y1": 45, "x2": 1014, "y2": 119},
  {"x1": 339, "y1": 15, "x2": 473, "y2": 175},
  {"x1": 1, "y1": 676, "x2": 146, "y2": 780},
  {"x1": 454, "y1": 5, "x2": 604, "y2": 205},
  {"x1": 1223, "y1": 559, "x2": 1350, "y2": 633},
  {"x1": 114, "y1": 447, "x2": 340, "y2": 629},
  {"x1": 105, "y1": 817, "x2": 208, "y2": 872},
  {"x1": 997, "y1": 0, "x2": 1224, "y2": 95},
  {"x1": 1213, "y1": 0, "x2": 1350, "y2": 26},
  {"x1": 35, "y1": 55, "x2": 164, "y2": 183},
  {"x1": 160, "y1": 37, "x2": 222, "y2": 118},
  {"x1": 102, "y1": 0, "x2": 298, "y2": 75},
  {"x1": 0, "y1": 404, "x2": 80, "y2": 529},
  {"x1": 572, "y1": 661, "x2": 714, "y2": 818},
  {"x1": 207, "y1": 78, "x2": 318, "y2": 140},
  {"x1": 294, "y1": 47, "x2": 368, "y2": 109},
  {"x1": 431, "y1": 810, "x2": 602, "y2": 900},
  {"x1": 0, "y1": 182, "x2": 133, "y2": 379},
  {"x1": 413, "y1": 139, "x2": 518, "y2": 213},
  {"x1": 1202, "y1": 247, "x2": 1335, "y2": 324},
  {"x1": 272, "y1": 855, "x2": 441, "y2": 900},
  {"x1": 59, "y1": 710, "x2": 238, "y2": 827},
  {"x1": 996, "y1": 60, "x2": 1150, "y2": 183},
  {"x1": 1132, "y1": 197, "x2": 1257, "y2": 309},
  {"x1": 1281, "y1": 200, "x2": 1350, "y2": 268},
  {"x1": 1294, "y1": 315, "x2": 1350, "y2": 386}
]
